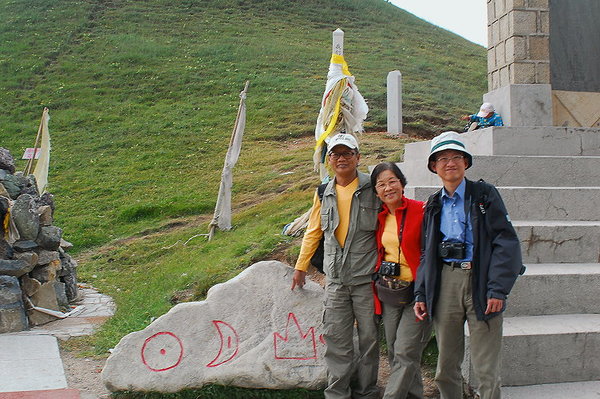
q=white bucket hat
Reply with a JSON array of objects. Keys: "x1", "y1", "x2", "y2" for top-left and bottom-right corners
[
  {"x1": 327, "y1": 133, "x2": 359, "y2": 152},
  {"x1": 477, "y1": 102, "x2": 495, "y2": 117},
  {"x1": 427, "y1": 131, "x2": 472, "y2": 173}
]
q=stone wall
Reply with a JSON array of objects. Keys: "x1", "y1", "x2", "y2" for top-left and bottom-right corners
[
  {"x1": 486, "y1": 0, "x2": 550, "y2": 91},
  {"x1": 0, "y1": 148, "x2": 78, "y2": 333}
]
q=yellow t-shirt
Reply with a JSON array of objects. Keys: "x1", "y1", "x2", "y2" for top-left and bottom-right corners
[
  {"x1": 381, "y1": 212, "x2": 413, "y2": 281},
  {"x1": 334, "y1": 178, "x2": 358, "y2": 248},
  {"x1": 294, "y1": 177, "x2": 359, "y2": 272}
]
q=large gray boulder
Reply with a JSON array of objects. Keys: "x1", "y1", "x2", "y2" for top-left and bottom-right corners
[
  {"x1": 11, "y1": 194, "x2": 40, "y2": 240},
  {"x1": 102, "y1": 261, "x2": 327, "y2": 393},
  {"x1": 0, "y1": 275, "x2": 28, "y2": 333}
]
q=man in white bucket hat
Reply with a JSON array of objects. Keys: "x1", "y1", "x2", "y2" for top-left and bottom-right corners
[{"x1": 414, "y1": 131, "x2": 523, "y2": 399}]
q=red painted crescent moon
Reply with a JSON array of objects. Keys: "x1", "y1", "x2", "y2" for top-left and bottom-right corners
[{"x1": 206, "y1": 320, "x2": 239, "y2": 367}]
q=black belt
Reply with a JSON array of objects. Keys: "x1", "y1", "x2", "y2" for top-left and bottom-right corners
[{"x1": 443, "y1": 261, "x2": 472, "y2": 270}]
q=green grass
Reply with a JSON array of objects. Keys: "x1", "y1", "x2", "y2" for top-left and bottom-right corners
[{"x1": 2, "y1": 0, "x2": 484, "y2": 395}]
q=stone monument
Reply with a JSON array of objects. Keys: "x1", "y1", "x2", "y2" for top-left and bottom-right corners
[{"x1": 484, "y1": 0, "x2": 600, "y2": 127}]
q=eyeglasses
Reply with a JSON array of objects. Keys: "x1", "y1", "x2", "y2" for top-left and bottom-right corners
[
  {"x1": 435, "y1": 155, "x2": 464, "y2": 164},
  {"x1": 329, "y1": 151, "x2": 356, "y2": 160},
  {"x1": 375, "y1": 179, "x2": 402, "y2": 191}
]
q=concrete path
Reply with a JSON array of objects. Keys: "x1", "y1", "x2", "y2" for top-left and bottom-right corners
[{"x1": 0, "y1": 285, "x2": 114, "y2": 398}]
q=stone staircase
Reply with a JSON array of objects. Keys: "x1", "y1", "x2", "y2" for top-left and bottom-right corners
[{"x1": 398, "y1": 126, "x2": 600, "y2": 397}]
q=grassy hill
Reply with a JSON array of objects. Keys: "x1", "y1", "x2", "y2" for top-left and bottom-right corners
[{"x1": 0, "y1": 0, "x2": 486, "y2": 391}]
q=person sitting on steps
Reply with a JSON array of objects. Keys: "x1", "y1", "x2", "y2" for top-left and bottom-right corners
[{"x1": 461, "y1": 102, "x2": 503, "y2": 131}]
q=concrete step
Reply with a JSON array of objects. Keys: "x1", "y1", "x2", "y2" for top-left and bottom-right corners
[
  {"x1": 403, "y1": 126, "x2": 600, "y2": 160},
  {"x1": 501, "y1": 380, "x2": 600, "y2": 398},
  {"x1": 514, "y1": 220, "x2": 600, "y2": 263},
  {"x1": 506, "y1": 263, "x2": 600, "y2": 317},
  {"x1": 0, "y1": 335, "x2": 67, "y2": 393},
  {"x1": 399, "y1": 155, "x2": 600, "y2": 187},
  {"x1": 464, "y1": 314, "x2": 600, "y2": 386},
  {"x1": 405, "y1": 186, "x2": 600, "y2": 221}
]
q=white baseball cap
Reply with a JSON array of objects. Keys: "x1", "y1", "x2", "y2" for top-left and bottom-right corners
[
  {"x1": 427, "y1": 131, "x2": 472, "y2": 173},
  {"x1": 477, "y1": 102, "x2": 495, "y2": 117},
  {"x1": 327, "y1": 133, "x2": 359, "y2": 152}
]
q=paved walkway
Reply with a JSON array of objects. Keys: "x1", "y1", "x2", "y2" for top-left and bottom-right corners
[{"x1": 0, "y1": 286, "x2": 114, "y2": 398}]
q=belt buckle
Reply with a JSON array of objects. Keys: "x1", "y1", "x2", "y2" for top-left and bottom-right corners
[{"x1": 460, "y1": 262, "x2": 472, "y2": 270}]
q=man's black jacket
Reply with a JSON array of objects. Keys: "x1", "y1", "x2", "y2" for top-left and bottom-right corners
[{"x1": 414, "y1": 179, "x2": 523, "y2": 321}]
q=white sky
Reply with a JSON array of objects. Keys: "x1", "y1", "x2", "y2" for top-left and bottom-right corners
[{"x1": 388, "y1": 0, "x2": 488, "y2": 47}]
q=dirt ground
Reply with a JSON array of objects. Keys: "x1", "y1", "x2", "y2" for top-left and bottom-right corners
[{"x1": 61, "y1": 348, "x2": 111, "y2": 399}]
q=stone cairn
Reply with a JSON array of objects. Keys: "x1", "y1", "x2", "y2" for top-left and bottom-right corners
[{"x1": 0, "y1": 147, "x2": 78, "y2": 333}]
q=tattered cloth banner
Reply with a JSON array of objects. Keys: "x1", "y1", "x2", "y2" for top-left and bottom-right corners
[
  {"x1": 313, "y1": 51, "x2": 368, "y2": 179},
  {"x1": 209, "y1": 82, "x2": 249, "y2": 236},
  {"x1": 24, "y1": 107, "x2": 51, "y2": 194}
]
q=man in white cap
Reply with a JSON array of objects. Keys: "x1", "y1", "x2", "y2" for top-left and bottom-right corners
[
  {"x1": 461, "y1": 102, "x2": 503, "y2": 131},
  {"x1": 292, "y1": 133, "x2": 380, "y2": 399},
  {"x1": 414, "y1": 131, "x2": 523, "y2": 399}
]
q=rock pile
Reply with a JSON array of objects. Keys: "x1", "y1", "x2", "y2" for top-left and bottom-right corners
[{"x1": 0, "y1": 147, "x2": 78, "y2": 333}]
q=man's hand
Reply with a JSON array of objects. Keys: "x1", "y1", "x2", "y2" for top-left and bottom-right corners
[
  {"x1": 414, "y1": 301, "x2": 428, "y2": 321},
  {"x1": 460, "y1": 115, "x2": 470, "y2": 121},
  {"x1": 485, "y1": 298, "x2": 504, "y2": 314},
  {"x1": 291, "y1": 270, "x2": 306, "y2": 290}
]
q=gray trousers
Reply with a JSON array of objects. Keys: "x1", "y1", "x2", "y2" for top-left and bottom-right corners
[
  {"x1": 382, "y1": 301, "x2": 432, "y2": 399},
  {"x1": 433, "y1": 265, "x2": 503, "y2": 399},
  {"x1": 323, "y1": 281, "x2": 380, "y2": 399}
]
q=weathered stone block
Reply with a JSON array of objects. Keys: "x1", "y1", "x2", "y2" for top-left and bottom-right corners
[
  {"x1": 12, "y1": 194, "x2": 40, "y2": 240},
  {"x1": 0, "y1": 275, "x2": 28, "y2": 333},
  {"x1": 510, "y1": 62, "x2": 536, "y2": 84},
  {"x1": 499, "y1": 14, "x2": 509, "y2": 41},
  {"x1": 0, "y1": 148, "x2": 16, "y2": 174},
  {"x1": 38, "y1": 205, "x2": 53, "y2": 226},
  {"x1": 528, "y1": 0, "x2": 549, "y2": 9},
  {"x1": 60, "y1": 238, "x2": 74, "y2": 251},
  {"x1": 487, "y1": 1, "x2": 496, "y2": 24},
  {"x1": 20, "y1": 275, "x2": 42, "y2": 297},
  {"x1": 13, "y1": 240, "x2": 39, "y2": 252},
  {"x1": 103, "y1": 261, "x2": 326, "y2": 392},
  {"x1": 510, "y1": 10, "x2": 537, "y2": 35},
  {"x1": 0, "y1": 259, "x2": 35, "y2": 278},
  {"x1": 539, "y1": 10, "x2": 549, "y2": 34},
  {"x1": 495, "y1": 0, "x2": 506, "y2": 18},
  {"x1": 1, "y1": 174, "x2": 21, "y2": 199},
  {"x1": 54, "y1": 281, "x2": 69, "y2": 308},
  {"x1": 505, "y1": 36, "x2": 527, "y2": 62},
  {"x1": 499, "y1": 65, "x2": 510, "y2": 86},
  {"x1": 496, "y1": 42, "x2": 506, "y2": 67},
  {"x1": 37, "y1": 225, "x2": 63, "y2": 251},
  {"x1": 36, "y1": 250, "x2": 60, "y2": 266},
  {"x1": 528, "y1": 35, "x2": 549, "y2": 60},
  {"x1": 14, "y1": 251, "x2": 38, "y2": 267},
  {"x1": 28, "y1": 281, "x2": 61, "y2": 326},
  {"x1": 0, "y1": 239, "x2": 13, "y2": 259},
  {"x1": 31, "y1": 259, "x2": 61, "y2": 283},
  {"x1": 491, "y1": 21, "x2": 500, "y2": 46},
  {"x1": 488, "y1": 48, "x2": 497, "y2": 70},
  {"x1": 507, "y1": 0, "x2": 526, "y2": 8},
  {"x1": 535, "y1": 62, "x2": 550, "y2": 84},
  {"x1": 0, "y1": 184, "x2": 9, "y2": 200}
]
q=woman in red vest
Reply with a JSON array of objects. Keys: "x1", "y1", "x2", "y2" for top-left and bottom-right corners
[{"x1": 371, "y1": 162, "x2": 433, "y2": 399}]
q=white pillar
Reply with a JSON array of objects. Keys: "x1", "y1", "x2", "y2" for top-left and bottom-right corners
[
  {"x1": 387, "y1": 70, "x2": 403, "y2": 135},
  {"x1": 332, "y1": 28, "x2": 344, "y2": 55}
]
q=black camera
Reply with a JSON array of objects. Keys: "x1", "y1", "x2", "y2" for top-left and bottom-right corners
[
  {"x1": 438, "y1": 242, "x2": 466, "y2": 259},
  {"x1": 379, "y1": 261, "x2": 401, "y2": 277}
]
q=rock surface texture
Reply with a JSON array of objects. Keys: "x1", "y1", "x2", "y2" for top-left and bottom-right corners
[
  {"x1": 0, "y1": 147, "x2": 78, "y2": 333},
  {"x1": 102, "y1": 261, "x2": 327, "y2": 392}
]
